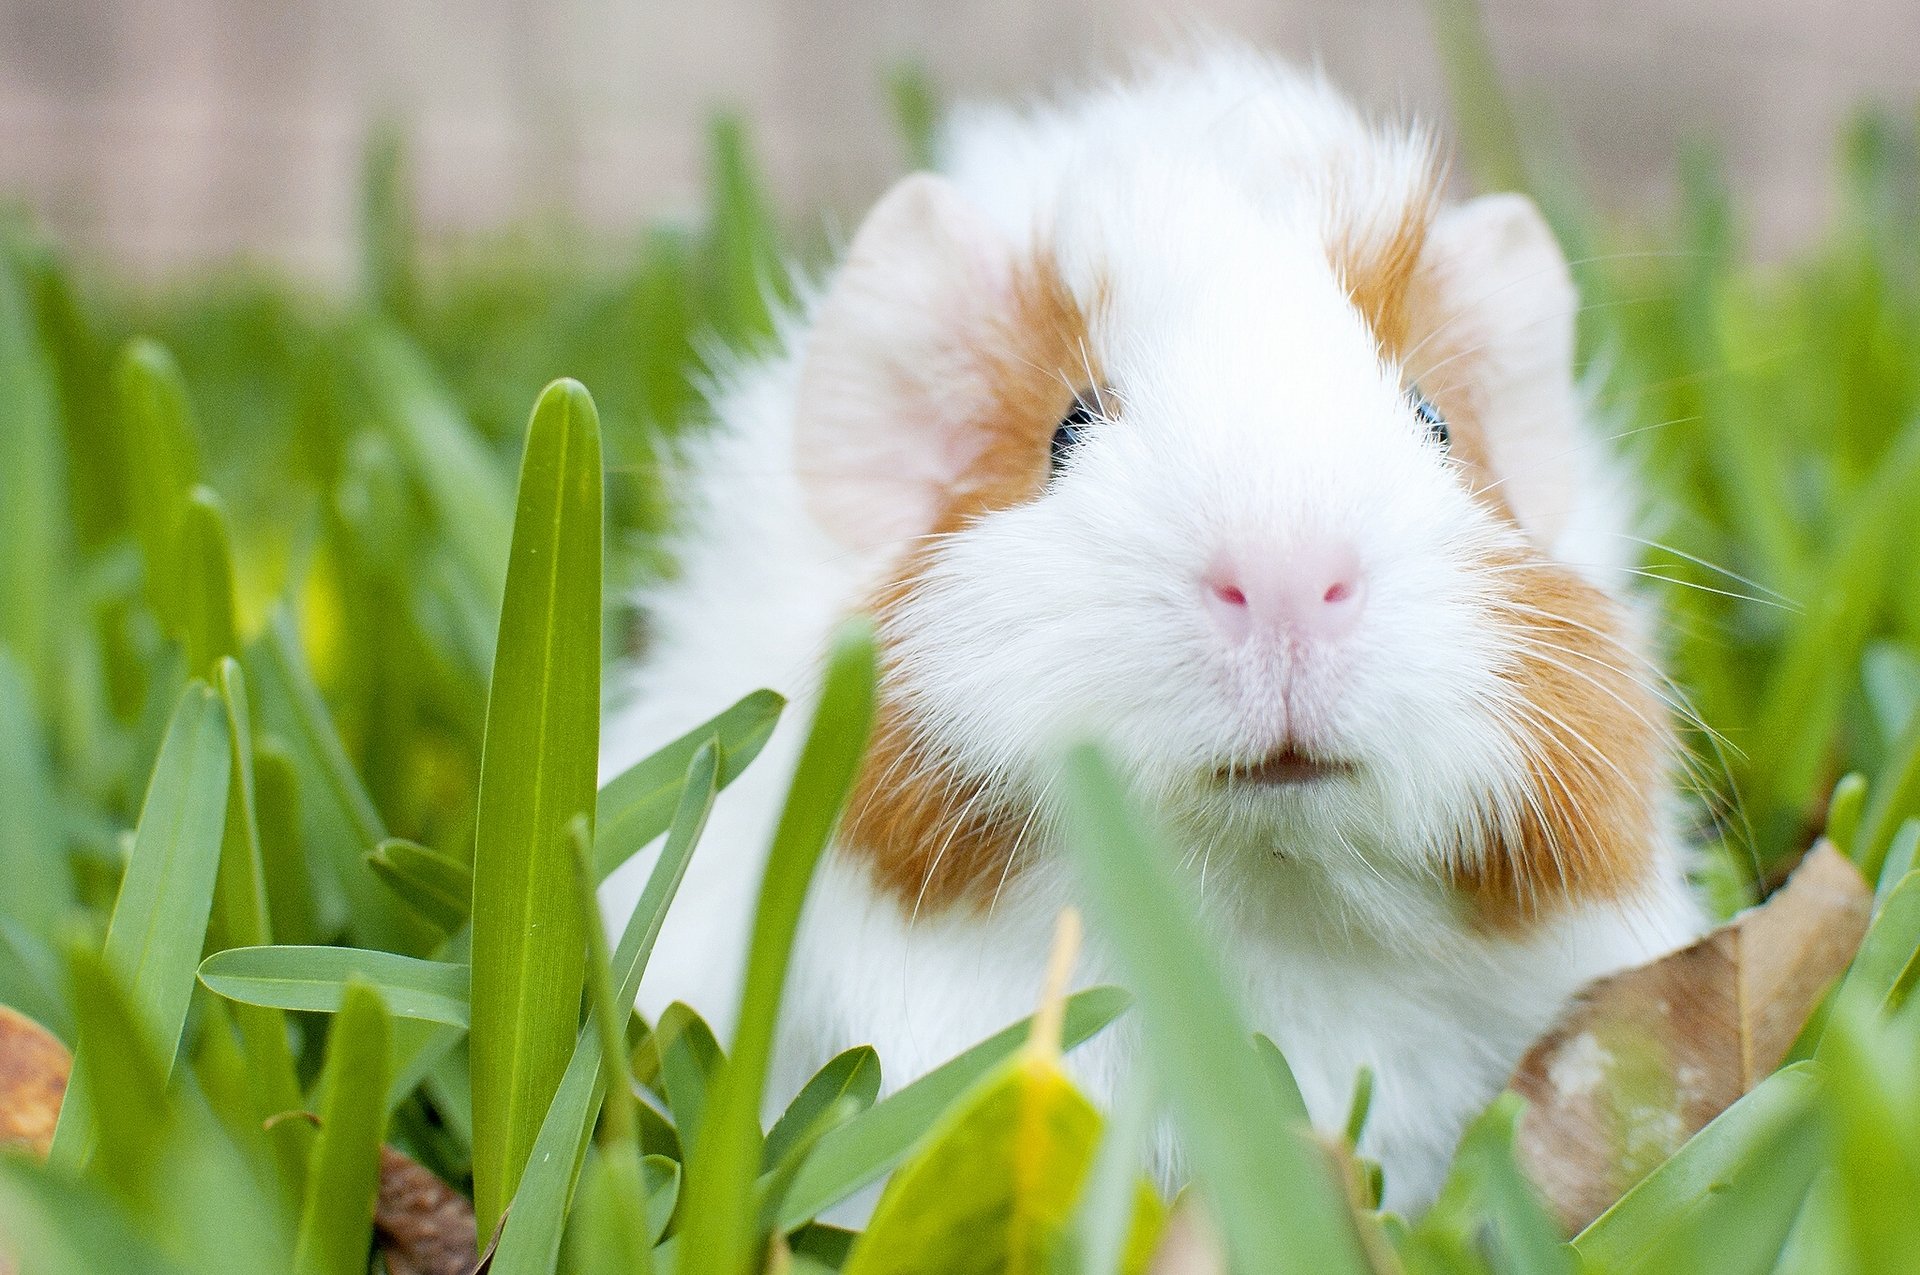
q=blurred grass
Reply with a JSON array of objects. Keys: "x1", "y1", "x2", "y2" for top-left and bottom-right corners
[{"x1": 0, "y1": 27, "x2": 1916, "y2": 1275}]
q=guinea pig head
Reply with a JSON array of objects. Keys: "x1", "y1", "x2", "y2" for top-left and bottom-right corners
[{"x1": 792, "y1": 166, "x2": 1671, "y2": 934}]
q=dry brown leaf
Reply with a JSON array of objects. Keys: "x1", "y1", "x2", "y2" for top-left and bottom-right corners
[
  {"x1": 0, "y1": 1005, "x2": 70, "y2": 1160},
  {"x1": 375, "y1": 1143, "x2": 481, "y2": 1275},
  {"x1": 1510, "y1": 841, "x2": 1871, "y2": 1231},
  {"x1": 0, "y1": 1007, "x2": 71, "y2": 1275}
]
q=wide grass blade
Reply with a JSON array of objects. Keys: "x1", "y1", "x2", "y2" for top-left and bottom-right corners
[
  {"x1": 0, "y1": 651, "x2": 72, "y2": 937},
  {"x1": 292, "y1": 982, "x2": 393, "y2": 1275},
  {"x1": 209, "y1": 660, "x2": 309, "y2": 1189},
  {"x1": 199, "y1": 945, "x2": 470, "y2": 1027},
  {"x1": 885, "y1": 63, "x2": 941, "y2": 171},
  {"x1": 60, "y1": 943, "x2": 287, "y2": 1272},
  {"x1": 0, "y1": 1155, "x2": 188, "y2": 1275},
  {"x1": 1856, "y1": 715, "x2": 1920, "y2": 881},
  {"x1": 594, "y1": 688, "x2": 784, "y2": 878},
  {"x1": 176, "y1": 490, "x2": 240, "y2": 678},
  {"x1": 489, "y1": 740, "x2": 720, "y2": 1275},
  {"x1": 1753, "y1": 416, "x2": 1920, "y2": 829},
  {"x1": 112, "y1": 337, "x2": 201, "y2": 633},
  {"x1": 0, "y1": 243, "x2": 68, "y2": 692},
  {"x1": 564, "y1": 814, "x2": 653, "y2": 1275},
  {"x1": 1057, "y1": 743, "x2": 1369, "y2": 1275},
  {"x1": 50, "y1": 680, "x2": 231, "y2": 1169},
  {"x1": 701, "y1": 114, "x2": 787, "y2": 346},
  {"x1": 1573, "y1": 1062, "x2": 1825, "y2": 1274},
  {"x1": 772, "y1": 986, "x2": 1132, "y2": 1232},
  {"x1": 1425, "y1": 0, "x2": 1529, "y2": 195},
  {"x1": 675, "y1": 618, "x2": 878, "y2": 1275},
  {"x1": 368, "y1": 836, "x2": 473, "y2": 935},
  {"x1": 253, "y1": 737, "x2": 322, "y2": 948},
  {"x1": 657, "y1": 1002, "x2": 724, "y2": 1148},
  {"x1": 355, "y1": 324, "x2": 513, "y2": 607},
  {"x1": 248, "y1": 609, "x2": 426, "y2": 950},
  {"x1": 763, "y1": 1045, "x2": 881, "y2": 1171},
  {"x1": 1416, "y1": 1093, "x2": 1576, "y2": 1275},
  {"x1": 469, "y1": 376, "x2": 604, "y2": 1233},
  {"x1": 841, "y1": 1047, "x2": 1104, "y2": 1275}
]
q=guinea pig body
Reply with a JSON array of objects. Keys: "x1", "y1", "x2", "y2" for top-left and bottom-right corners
[{"x1": 600, "y1": 44, "x2": 1704, "y2": 1211}]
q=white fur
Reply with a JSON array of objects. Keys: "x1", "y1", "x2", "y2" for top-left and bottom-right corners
[{"x1": 600, "y1": 45, "x2": 1703, "y2": 1213}]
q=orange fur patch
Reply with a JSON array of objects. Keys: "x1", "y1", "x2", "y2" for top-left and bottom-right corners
[
  {"x1": 838, "y1": 256, "x2": 1100, "y2": 912},
  {"x1": 1332, "y1": 164, "x2": 1441, "y2": 356},
  {"x1": 1452, "y1": 556, "x2": 1670, "y2": 931}
]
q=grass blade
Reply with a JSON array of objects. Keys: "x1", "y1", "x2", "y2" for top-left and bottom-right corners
[
  {"x1": 292, "y1": 982, "x2": 393, "y2": 1275},
  {"x1": 368, "y1": 837, "x2": 473, "y2": 935},
  {"x1": 884, "y1": 62, "x2": 941, "y2": 171},
  {"x1": 657, "y1": 1002, "x2": 724, "y2": 1148},
  {"x1": 763, "y1": 1045, "x2": 881, "y2": 1171},
  {"x1": 112, "y1": 337, "x2": 200, "y2": 633},
  {"x1": 176, "y1": 489, "x2": 240, "y2": 678},
  {"x1": 61, "y1": 942, "x2": 288, "y2": 1272},
  {"x1": 841, "y1": 1046, "x2": 1103, "y2": 1275},
  {"x1": 253, "y1": 736, "x2": 322, "y2": 948},
  {"x1": 1057, "y1": 743, "x2": 1369, "y2": 1275},
  {"x1": 248, "y1": 609, "x2": 430, "y2": 950},
  {"x1": 1416, "y1": 1093, "x2": 1576, "y2": 1275},
  {"x1": 1061, "y1": 1070, "x2": 1160, "y2": 1275},
  {"x1": 50, "y1": 680, "x2": 230, "y2": 1170},
  {"x1": 564, "y1": 814, "x2": 653, "y2": 1275},
  {"x1": 0, "y1": 242, "x2": 67, "y2": 691},
  {"x1": 676, "y1": 617, "x2": 878, "y2": 1275},
  {"x1": 469, "y1": 376, "x2": 604, "y2": 1232},
  {"x1": 0, "y1": 650, "x2": 73, "y2": 937},
  {"x1": 1857, "y1": 713, "x2": 1920, "y2": 881},
  {"x1": 1572, "y1": 1062, "x2": 1824, "y2": 1274},
  {"x1": 199, "y1": 944, "x2": 470, "y2": 1027},
  {"x1": 772, "y1": 986, "x2": 1132, "y2": 1232},
  {"x1": 593, "y1": 688, "x2": 784, "y2": 878},
  {"x1": 701, "y1": 113, "x2": 787, "y2": 346},
  {"x1": 355, "y1": 324, "x2": 513, "y2": 607},
  {"x1": 489, "y1": 740, "x2": 720, "y2": 1275},
  {"x1": 210, "y1": 660, "x2": 309, "y2": 1191},
  {"x1": 0, "y1": 1154, "x2": 187, "y2": 1275}
]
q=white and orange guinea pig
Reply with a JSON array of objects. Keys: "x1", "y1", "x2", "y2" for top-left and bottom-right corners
[{"x1": 600, "y1": 42, "x2": 1705, "y2": 1212}]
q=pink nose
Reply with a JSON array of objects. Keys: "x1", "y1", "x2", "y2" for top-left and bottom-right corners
[{"x1": 1203, "y1": 542, "x2": 1366, "y2": 643}]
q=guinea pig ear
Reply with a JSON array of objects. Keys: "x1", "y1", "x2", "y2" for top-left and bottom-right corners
[
  {"x1": 1417, "y1": 193, "x2": 1584, "y2": 544},
  {"x1": 794, "y1": 173, "x2": 1016, "y2": 552}
]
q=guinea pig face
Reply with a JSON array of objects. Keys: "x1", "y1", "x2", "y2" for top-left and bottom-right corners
[{"x1": 794, "y1": 169, "x2": 1670, "y2": 928}]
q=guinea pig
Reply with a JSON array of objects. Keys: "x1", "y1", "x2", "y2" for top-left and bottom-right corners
[{"x1": 599, "y1": 42, "x2": 1704, "y2": 1212}]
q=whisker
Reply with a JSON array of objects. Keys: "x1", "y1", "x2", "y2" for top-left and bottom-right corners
[{"x1": 1605, "y1": 532, "x2": 1797, "y2": 605}]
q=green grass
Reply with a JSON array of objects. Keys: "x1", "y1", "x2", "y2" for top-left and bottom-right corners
[{"x1": 1, "y1": 24, "x2": 1919, "y2": 1275}]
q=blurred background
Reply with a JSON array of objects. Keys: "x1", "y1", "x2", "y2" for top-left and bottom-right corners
[
  {"x1": 0, "y1": 0, "x2": 1915, "y2": 922},
  {"x1": 3, "y1": 0, "x2": 1918, "y2": 283}
]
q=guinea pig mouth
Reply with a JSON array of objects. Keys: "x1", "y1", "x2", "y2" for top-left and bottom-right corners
[{"x1": 1213, "y1": 745, "x2": 1357, "y2": 787}]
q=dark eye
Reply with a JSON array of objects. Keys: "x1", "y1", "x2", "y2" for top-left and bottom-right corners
[
  {"x1": 1411, "y1": 390, "x2": 1450, "y2": 449},
  {"x1": 1051, "y1": 395, "x2": 1098, "y2": 474}
]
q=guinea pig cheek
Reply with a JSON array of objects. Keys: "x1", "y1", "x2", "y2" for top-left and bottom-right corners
[{"x1": 1451, "y1": 553, "x2": 1673, "y2": 932}]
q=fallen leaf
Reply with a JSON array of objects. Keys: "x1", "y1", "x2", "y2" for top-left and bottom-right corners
[
  {"x1": 0, "y1": 1005, "x2": 69, "y2": 1159},
  {"x1": 375, "y1": 1144, "x2": 482, "y2": 1275},
  {"x1": 1511, "y1": 841, "x2": 1871, "y2": 1230}
]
